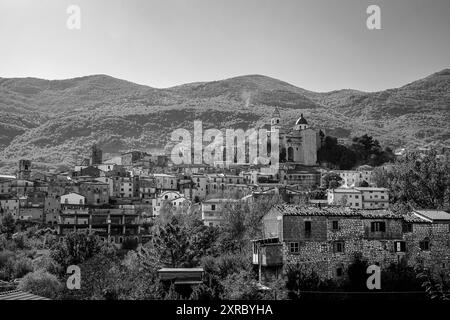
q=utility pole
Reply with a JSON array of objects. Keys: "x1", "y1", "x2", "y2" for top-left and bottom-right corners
[{"x1": 258, "y1": 242, "x2": 262, "y2": 283}]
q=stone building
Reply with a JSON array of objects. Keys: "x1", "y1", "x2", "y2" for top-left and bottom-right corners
[
  {"x1": 121, "y1": 151, "x2": 148, "y2": 167},
  {"x1": 270, "y1": 108, "x2": 321, "y2": 166},
  {"x1": 78, "y1": 181, "x2": 110, "y2": 206},
  {"x1": 90, "y1": 144, "x2": 103, "y2": 165},
  {"x1": 253, "y1": 204, "x2": 450, "y2": 281},
  {"x1": 18, "y1": 159, "x2": 31, "y2": 180}
]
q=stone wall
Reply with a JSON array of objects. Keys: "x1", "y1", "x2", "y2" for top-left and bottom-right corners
[{"x1": 281, "y1": 215, "x2": 450, "y2": 280}]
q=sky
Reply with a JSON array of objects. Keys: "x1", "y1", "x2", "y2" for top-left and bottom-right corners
[{"x1": 0, "y1": 0, "x2": 449, "y2": 92}]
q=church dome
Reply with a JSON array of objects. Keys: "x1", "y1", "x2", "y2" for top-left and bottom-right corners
[{"x1": 295, "y1": 114, "x2": 308, "y2": 125}]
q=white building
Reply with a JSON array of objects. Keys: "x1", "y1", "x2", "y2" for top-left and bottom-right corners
[
  {"x1": 60, "y1": 193, "x2": 86, "y2": 206},
  {"x1": 327, "y1": 187, "x2": 389, "y2": 209},
  {"x1": 152, "y1": 190, "x2": 188, "y2": 216}
]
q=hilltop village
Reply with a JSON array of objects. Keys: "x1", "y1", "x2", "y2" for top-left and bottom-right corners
[{"x1": 1, "y1": 109, "x2": 449, "y2": 299}]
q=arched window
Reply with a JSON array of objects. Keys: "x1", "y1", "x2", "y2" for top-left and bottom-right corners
[{"x1": 287, "y1": 147, "x2": 294, "y2": 162}]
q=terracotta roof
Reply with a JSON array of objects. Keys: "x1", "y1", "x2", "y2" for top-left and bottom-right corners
[
  {"x1": 358, "y1": 210, "x2": 402, "y2": 219},
  {"x1": 272, "y1": 204, "x2": 360, "y2": 217},
  {"x1": 273, "y1": 205, "x2": 418, "y2": 221}
]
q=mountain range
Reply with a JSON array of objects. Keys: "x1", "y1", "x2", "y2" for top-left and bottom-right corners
[{"x1": 0, "y1": 69, "x2": 449, "y2": 173}]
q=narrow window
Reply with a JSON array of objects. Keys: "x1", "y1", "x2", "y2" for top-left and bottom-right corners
[
  {"x1": 394, "y1": 241, "x2": 406, "y2": 253},
  {"x1": 419, "y1": 238, "x2": 430, "y2": 251},
  {"x1": 333, "y1": 241, "x2": 345, "y2": 253},
  {"x1": 332, "y1": 220, "x2": 339, "y2": 231},
  {"x1": 304, "y1": 221, "x2": 311, "y2": 236}
]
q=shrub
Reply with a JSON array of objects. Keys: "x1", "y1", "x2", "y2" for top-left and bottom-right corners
[{"x1": 18, "y1": 270, "x2": 63, "y2": 299}]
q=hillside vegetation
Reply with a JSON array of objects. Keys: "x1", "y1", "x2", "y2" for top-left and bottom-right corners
[{"x1": 0, "y1": 70, "x2": 449, "y2": 172}]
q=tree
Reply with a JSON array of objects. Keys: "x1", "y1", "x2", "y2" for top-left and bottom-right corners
[
  {"x1": 50, "y1": 232, "x2": 103, "y2": 270},
  {"x1": 220, "y1": 270, "x2": 262, "y2": 299},
  {"x1": 351, "y1": 134, "x2": 382, "y2": 163},
  {"x1": 375, "y1": 150, "x2": 450, "y2": 210},
  {"x1": 150, "y1": 216, "x2": 191, "y2": 267},
  {"x1": 317, "y1": 136, "x2": 357, "y2": 169},
  {"x1": 381, "y1": 261, "x2": 422, "y2": 292},
  {"x1": 60, "y1": 252, "x2": 122, "y2": 300},
  {"x1": 285, "y1": 263, "x2": 337, "y2": 299},
  {"x1": 220, "y1": 201, "x2": 249, "y2": 253},
  {"x1": 322, "y1": 172, "x2": 343, "y2": 189},
  {"x1": 345, "y1": 253, "x2": 369, "y2": 291},
  {"x1": 18, "y1": 270, "x2": 63, "y2": 299},
  {"x1": 357, "y1": 180, "x2": 370, "y2": 187},
  {"x1": 1, "y1": 214, "x2": 16, "y2": 240},
  {"x1": 417, "y1": 267, "x2": 450, "y2": 300},
  {"x1": 309, "y1": 189, "x2": 326, "y2": 200}
]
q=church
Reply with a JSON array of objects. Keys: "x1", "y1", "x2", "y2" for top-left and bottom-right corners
[{"x1": 269, "y1": 107, "x2": 322, "y2": 166}]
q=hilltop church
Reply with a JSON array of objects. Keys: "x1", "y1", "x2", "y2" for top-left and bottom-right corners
[{"x1": 269, "y1": 107, "x2": 322, "y2": 166}]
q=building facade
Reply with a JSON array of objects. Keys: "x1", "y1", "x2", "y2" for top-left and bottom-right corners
[{"x1": 253, "y1": 205, "x2": 450, "y2": 282}]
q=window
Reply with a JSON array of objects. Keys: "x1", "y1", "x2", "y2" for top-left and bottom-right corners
[
  {"x1": 304, "y1": 221, "x2": 311, "y2": 236},
  {"x1": 333, "y1": 241, "x2": 345, "y2": 253},
  {"x1": 419, "y1": 238, "x2": 430, "y2": 251},
  {"x1": 371, "y1": 221, "x2": 386, "y2": 232},
  {"x1": 289, "y1": 242, "x2": 299, "y2": 254},
  {"x1": 332, "y1": 221, "x2": 339, "y2": 231},
  {"x1": 394, "y1": 241, "x2": 406, "y2": 253},
  {"x1": 211, "y1": 204, "x2": 216, "y2": 211},
  {"x1": 402, "y1": 223, "x2": 413, "y2": 233}
]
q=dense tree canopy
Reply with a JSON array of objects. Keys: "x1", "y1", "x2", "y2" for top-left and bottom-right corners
[
  {"x1": 374, "y1": 150, "x2": 450, "y2": 210},
  {"x1": 318, "y1": 134, "x2": 395, "y2": 169}
]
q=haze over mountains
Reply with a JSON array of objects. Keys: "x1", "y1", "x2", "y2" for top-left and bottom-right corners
[{"x1": 0, "y1": 69, "x2": 449, "y2": 172}]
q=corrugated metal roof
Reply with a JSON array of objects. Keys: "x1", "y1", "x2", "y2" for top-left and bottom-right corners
[
  {"x1": 403, "y1": 214, "x2": 430, "y2": 223},
  {"x1": 0, "y1": 289, "x2": 50, "y2": 300},
  {"x1": 413, "y1": 210, "x2": 450, "y2": 221}
]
